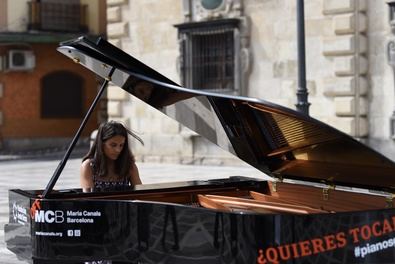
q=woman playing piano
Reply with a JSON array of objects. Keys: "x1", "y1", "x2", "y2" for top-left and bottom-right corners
[{"x1": 80, "y1": 120, "x2": 143, "y2": 193}]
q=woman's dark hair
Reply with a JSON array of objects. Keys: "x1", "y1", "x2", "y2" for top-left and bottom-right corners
[{"x1": 83, "y1": 121, "x2": 143, "y2": 180}]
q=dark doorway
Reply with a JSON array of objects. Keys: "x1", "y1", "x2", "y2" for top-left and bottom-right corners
[{"x1": 41, "y1": 71, "x2": 84, "y2": 118}]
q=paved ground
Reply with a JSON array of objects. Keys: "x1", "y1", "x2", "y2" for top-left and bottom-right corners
[{"x1": 0, "y1": 157, "x2": 267, "y2": 263}]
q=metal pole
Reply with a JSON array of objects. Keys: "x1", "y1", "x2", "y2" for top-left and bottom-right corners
[
  {"x1": 296, "y1": 0, "x2": 310, "y2": 115},
  {"x1": 42, "y1": 67, "x2": 115, "y2": 198}
]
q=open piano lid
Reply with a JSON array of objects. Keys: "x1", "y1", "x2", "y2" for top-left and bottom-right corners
[{"x1": 58, "y1": 36, "x2": 395, "y2": 193}]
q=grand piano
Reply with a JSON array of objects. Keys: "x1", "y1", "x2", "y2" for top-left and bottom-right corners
[{"x1": 5, "y1": 36, "x2": 395, "y2": 264}]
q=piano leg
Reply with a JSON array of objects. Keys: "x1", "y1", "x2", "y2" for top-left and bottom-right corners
[
  {"x1": 137, "y1": 205, "x2": 151, "y2": 251},
  {"x1": 161, "y1": 206, "x2": 179, "y2": 251},
  {"x1": 213, "y1": 212, "x2": 225, "y2": 249},
  {"x1": 230, "y1": 215, "x2": 238, "y2": 256}
]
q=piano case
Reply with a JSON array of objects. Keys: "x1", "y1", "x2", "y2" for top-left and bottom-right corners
[{"x1": 5, "y1": 36, "x2": 395, "y2": 264}]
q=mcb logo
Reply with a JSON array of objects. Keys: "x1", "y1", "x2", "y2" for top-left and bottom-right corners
[
  {"x1": 31, "y1": 199, "x2": 64, "y2": 223},
  {"x1": 34, "y1": 210, "x2": 64, "y2": 223}
]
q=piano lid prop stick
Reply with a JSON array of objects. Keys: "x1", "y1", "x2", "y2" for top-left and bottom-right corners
[{"x1": 42, "y1": 66, "x2": 116, "y2": 198}]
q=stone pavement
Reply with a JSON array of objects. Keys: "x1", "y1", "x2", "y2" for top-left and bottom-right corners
[{"x1": 0, "y1": 157, "x2": 268, "y2": 263}]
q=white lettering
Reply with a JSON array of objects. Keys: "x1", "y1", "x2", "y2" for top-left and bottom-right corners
[
  {"x1": 355, "y1": 237, "x2": 395, "y2": 258},
  {"x1": 17, "y1": 206, "x2": 26, "y2": 214},
  {"x1": 35, "y1": 211, "x2": 45, "y2": 223},
  {"x1": 54, "y1": 211, "x2": 64, "y2": 223},
  {"x1": 83, "y1": 211, "x2": 101, "y2": 217},
  {"x1": 66, "y1": 217, "x2": 94, "y2": 223},
  {"x1": 34, "y1": 210, "x2": 64, "y2": 223},
  {"x1": 35, "y1": 231, "x2": 63, "y2": 237},
  {"x1": 67, "y1": 211, "x2": 82, "y2": 217},
  {"x1": 13, "y1": 203, "x2": 28, "y2": 225},
  {"x1": 45, "y1": 211, "x2": 55, "y2": 223}
]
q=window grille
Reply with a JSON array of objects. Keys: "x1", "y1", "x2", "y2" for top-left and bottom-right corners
[
  {"x1": 28, "y1": 1, "x2": 88, "y2": 33},
  {"x1": 190, "y1": 29, "x2": 234, "y2": 90},
  {"x1": 176, "y1": 19, "x2": 239, "y2": 93}
]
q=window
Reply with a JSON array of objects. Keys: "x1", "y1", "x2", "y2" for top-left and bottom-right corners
[
  {"x1": 176, "y1": 19, "x2": 240, "y2": 93},
  {"x1": 28, "y1": 0, "x2": 88, "y2": 33},
  {"x1": 201, "y1": 0, "x2": 224, "y2": 10},
  {"x1": 41, "y1": 71, "x2": 84, "y2": 118}
]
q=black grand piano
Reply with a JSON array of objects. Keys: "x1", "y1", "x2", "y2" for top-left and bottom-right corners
[{"x1": 5, "y1": 37, "x2": 395, "y2": 264}]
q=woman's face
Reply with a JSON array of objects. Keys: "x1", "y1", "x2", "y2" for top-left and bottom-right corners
[{"x1": 103, "y1": 135, "x2": 126, "y2": 160}]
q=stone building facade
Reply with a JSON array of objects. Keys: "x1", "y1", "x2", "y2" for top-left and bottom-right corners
[
  {"x1": 105, "y1": 0, "x2": 395, "y2": 163},
  {"x1": 0, "y1": 0, "x2": 107, "y2": 151}
]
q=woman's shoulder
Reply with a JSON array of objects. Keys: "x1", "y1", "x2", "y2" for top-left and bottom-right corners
[
  {"x1": 81, "y1": 159, "x2": 94, "y2": 173},
  {"x1": 129, "y1": 160, "x2": 141, "y2": 185},
  {"x1": 81, "y1": 158, "x2": 92, "y2": 167}
]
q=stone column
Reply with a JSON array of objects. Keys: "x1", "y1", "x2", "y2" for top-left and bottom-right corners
[
  {"x1": 322, "y1": 0, "x2": 368, "y2": 137},
  {"x1": 106, "y1": 0, "x2": 130, "y2": 125}
]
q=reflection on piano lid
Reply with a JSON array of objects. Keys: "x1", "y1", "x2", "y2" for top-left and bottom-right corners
[{"x1": 57, "y1": 36, "x2": 395, "y2": 193}]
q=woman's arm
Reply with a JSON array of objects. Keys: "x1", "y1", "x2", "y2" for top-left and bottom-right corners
[
  {"x1": 80, "y1": 159, "x2": 94, "y2": 192},
  {"x1": 130, "y1": 162, "x2": 142, "y2": 185}
]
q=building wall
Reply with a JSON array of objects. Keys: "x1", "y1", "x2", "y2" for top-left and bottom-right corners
[
  {"x1": 0, "y1": 0, "x2": 108, "y2": 151},
  {"x1": 106, "y1": 0, "x2": 395, "y2": 162},
  {"x1": 107, "y1": 0, "x2": 182, "y2": 80},
  {"x1": 6, "y1": 0, "x2": 29, "y2": 32},
  {"x1": 244, "y1": 0, "x2": 370, "y2": 136},
  {"x1": 366, "y1": 0, "x2": 395, "y2": 157},
  {"x1": 0, "y1": 44, "x2": 99, "y2": 150},
  {"x1": 0, "y1": 0, "x2": 7, "y2": 30},
  {"x1": 5, "y1": 0, "x2": 106, "y2": 35},
  {"x1": 81, "y1": 0, "x2": 107, "y2": 35}
]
